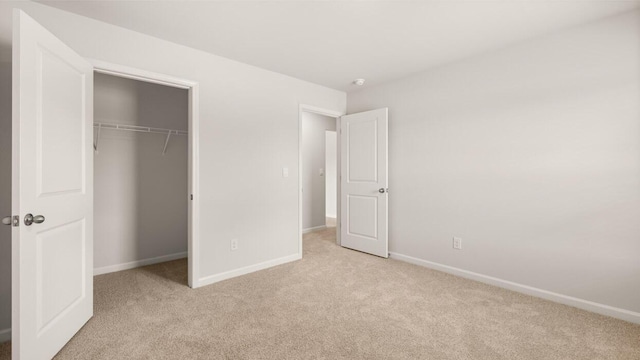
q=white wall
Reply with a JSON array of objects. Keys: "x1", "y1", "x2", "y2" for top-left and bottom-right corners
[
  {"x1": 0, "y1": 62, "x2": 11, "y2": 342},
  {"x1": 348, "y1": 11, "x2": 640, "y2": 319},
  {"x1": 302, "y1": 112, "x2": 335, "y2": 229},
  {"x1": 93, "y1": 73, "x2": 188, "y2": 272},
  {"x1": 0, "y1": 0, "x2": 345, "y2": 300},
  {"x1": 325, "y1": 131, "x2": 337, "y2": 218}
]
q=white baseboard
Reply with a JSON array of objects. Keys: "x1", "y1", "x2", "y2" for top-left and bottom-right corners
[
  {"x1": 389, "y1": 252, "x2": 640, "y2": 324},
  {"x1": 195, "y1": 253, "x2": 301, "y2": 288},
  {"x1": 0, "y1": 327, "x2": 10, "y2": 343},
  {"x1": 93, "y1": 251, "x2": 188, "y2": 276},
  {"x1": 303, "y1": 225, "x2": 326, "y2": 234}
]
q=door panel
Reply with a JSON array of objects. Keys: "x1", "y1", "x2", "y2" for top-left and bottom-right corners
[
  {"x1": 347, "y1": 120, "x2": 378, "y2": 182},
  {"x1": 37, "y1": 219, "x2": 85, "y2": 333},
  {"x1": 340, "y1": 108, "x2": 388, "y2": 258},
  {"x1": 347, "y1": 195, "x2": 378, "y2": 239},
  {"x1": 13, "y1": 10, "x2": 93, "y2": 360},
  {"x1": 38, "y1": 46, "x2": 86, "y2": 196}
]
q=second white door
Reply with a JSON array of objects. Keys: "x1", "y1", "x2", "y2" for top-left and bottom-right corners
[{"x1": 339, "y1": 108, "x2": 388, "y2": 258}]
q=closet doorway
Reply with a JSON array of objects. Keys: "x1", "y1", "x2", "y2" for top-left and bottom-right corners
[{"x1": 92, "y1": 61, "x2": 200, "y2": 288}]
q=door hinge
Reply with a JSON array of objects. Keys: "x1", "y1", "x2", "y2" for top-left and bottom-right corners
[{"x1": 190, "y1": 194, "x2": 193, "y2": 200}]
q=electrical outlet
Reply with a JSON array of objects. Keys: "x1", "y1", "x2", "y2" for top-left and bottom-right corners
[
  {"x1": 231, "y1": 239, "x2": 238, "y2": 251},
  {"x1": 453, "y1": 237, "x2": 462, "y2": 250}
]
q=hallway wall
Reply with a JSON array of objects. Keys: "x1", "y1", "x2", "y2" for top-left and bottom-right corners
[{"x1": 302, "y1": 112, "x2": 336, "y2": 230}]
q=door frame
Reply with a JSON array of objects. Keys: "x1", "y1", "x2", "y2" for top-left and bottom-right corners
[
  {"x1": 89, "y1": 59, "x2": 201, "y2": 288},
  {"x1": 298, "y1": 104, "x2": 345, "y2": 256}
]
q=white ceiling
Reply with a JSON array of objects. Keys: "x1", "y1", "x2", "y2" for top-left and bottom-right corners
[{"x1": 23, "y1": 1, "x2": 640, "y2": 92}]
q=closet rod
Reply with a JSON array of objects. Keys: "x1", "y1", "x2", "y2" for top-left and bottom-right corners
[
  {"x1": 93, "y1": 122, "x2": 188, "y2": 154},
  {"x1": 93, "y1": 122, "x2": 188, "y2": 136}
]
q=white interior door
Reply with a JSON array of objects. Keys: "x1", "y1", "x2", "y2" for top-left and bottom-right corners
[
  {"x1": 12, "y1": 10, "x2": 93, "y2": 359},
  {"x1": 340, "y1": 108, "x2": 388, "y2": 258}
]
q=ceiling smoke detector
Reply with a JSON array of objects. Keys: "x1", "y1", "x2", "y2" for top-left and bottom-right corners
[{"x1": 353, "y1": 78, "x2": 365, "y2": 86}]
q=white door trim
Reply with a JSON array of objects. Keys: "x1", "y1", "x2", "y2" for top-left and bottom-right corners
[
  {"x1": 88, "y1": 59, "x2": 201, "y2": 288},
  {"x1": 298, "y1": 104, "x2": 345, "y2": 256}
]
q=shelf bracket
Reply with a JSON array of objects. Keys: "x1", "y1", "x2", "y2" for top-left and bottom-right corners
[
  {"x1": 94, "y1": 123, "x2": 101, "y2": 152},
  {"x1": 162, "y1": 130, "x2": 173, "y2": 155}
]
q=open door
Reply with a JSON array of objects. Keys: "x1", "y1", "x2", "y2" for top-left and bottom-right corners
[
  {"x1": 340, "y1": 108, "x2": 388, "y2": 258},
  {"x1": 12, "y1": 10, "x2": 93, "y2": 359}
]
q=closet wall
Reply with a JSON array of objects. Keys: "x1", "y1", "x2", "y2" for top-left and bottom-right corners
[{"x1": 94, "y1": 73, "x2": 188, "y2": 273}]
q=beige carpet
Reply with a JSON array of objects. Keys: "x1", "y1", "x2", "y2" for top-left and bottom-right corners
[{"x1": 1, "y1": 228, "x2": 639, "y2": 359}]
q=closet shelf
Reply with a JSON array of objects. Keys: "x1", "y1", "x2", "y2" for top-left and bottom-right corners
[{"x1": 93, "y1": 122, "x2": 188, "y2": 155}]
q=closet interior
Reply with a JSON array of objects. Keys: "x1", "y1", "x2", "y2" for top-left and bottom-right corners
[{"x1": 93, "y1": 73, "x2": 189, "y2": 280}]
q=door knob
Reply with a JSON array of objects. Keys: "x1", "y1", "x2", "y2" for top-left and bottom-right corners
[
  {"x1": 24, "y1": 214, "x2": 45, "y2": 226},
  {"x1": 379, "y1": 188, "x2": 386, "y2": 193},
  {"x1": 2, "y1": 216, "x2": 11, "y2": 226}
]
